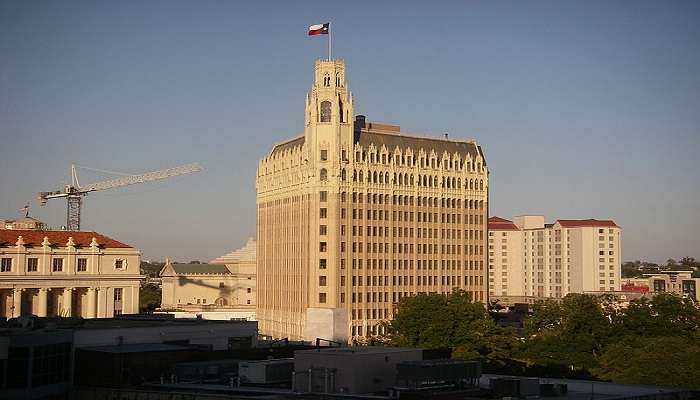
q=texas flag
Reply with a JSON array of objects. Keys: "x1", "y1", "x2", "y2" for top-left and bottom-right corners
[{"x1": 308, "y1": 23, "x2": 329, "y2": 36}]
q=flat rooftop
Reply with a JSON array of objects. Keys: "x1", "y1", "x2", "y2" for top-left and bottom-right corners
[{"x1": 296, "y1": 346, "x2": 420, "y2": 355}]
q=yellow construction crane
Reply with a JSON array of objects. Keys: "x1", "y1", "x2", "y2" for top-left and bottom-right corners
[{"x1": 38, "y1": 163, "x2": 202, "y2": 231}]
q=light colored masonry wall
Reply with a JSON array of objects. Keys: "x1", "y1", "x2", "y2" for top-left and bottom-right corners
[
  {"x1": 0, "y1": 236, "x2": 142, "y2": 318},
  {"x1": 489, "y1": 217, "x2": 621, "y2": 299},
  {"x1": 160, "y1": 266, "x2": 255, "y2": 309},
  {"x1": 488, "y1": 229, "x2": 524, "y2": 297},
  {"x1": 256, "y1": 60, "x2": 489, "y2": 341}
]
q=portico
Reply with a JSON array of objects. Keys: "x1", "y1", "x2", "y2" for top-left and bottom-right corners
[{"x1": 0, "y1": 230, "x2": 143, "y2": 319}]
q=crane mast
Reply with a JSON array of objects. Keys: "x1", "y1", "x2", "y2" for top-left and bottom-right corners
[{"x1": 38, "y1": 163, "x2": 202, "y2": 231}]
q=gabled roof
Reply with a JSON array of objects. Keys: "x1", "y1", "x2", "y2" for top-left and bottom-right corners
[
  {"x1": 555, "y1": 219, "x2": 618, "y2": 228},
  {"x1": 488, "y1": 216, "x2": 520, "y2": 231},
  {"x1": 0, "y1": 229, "x2": 132, "y2": 248},
  {"x1": 356, "y1": 121, "x2": 483, "y2": 163},
  {"x1": 267, "y1": 118, "x2": 486, "y2": 164}
]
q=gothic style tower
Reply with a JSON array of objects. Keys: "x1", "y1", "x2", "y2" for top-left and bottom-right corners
[
  {"x1": 257, "y1": 59, "x2": 489, "y2": 343},
  {"x1": 304, "y1": 60, "x2": 354, "y2": 169}
]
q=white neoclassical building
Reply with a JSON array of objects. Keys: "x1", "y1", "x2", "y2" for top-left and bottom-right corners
[
  {"x1": 159, "y1": 238, "x2": 256, "y2": 321},
  {"x1": 0, "y1": 229, "x2": 142, "y2": 318}
]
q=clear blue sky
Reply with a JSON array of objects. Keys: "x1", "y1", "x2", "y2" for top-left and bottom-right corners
[{"x1": 1, "y1": 1, "x2": 698, "y2": 263}]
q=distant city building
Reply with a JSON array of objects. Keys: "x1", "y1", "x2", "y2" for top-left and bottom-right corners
[
  {"x1": 0, "y1": 229, "x2": 142, "y2": 318},
  {"x1": 256, "y1": 59, "x2": 489, "y2": 342},
  {"x1": 159, "y1": 239, "x2": 256, "y2": 320},
  {"x1": 622, "y1": 271, "x2": 699, "y2": 301},
  {"x1": 1, "y1": 216, "x2": 46, "y2": 230},
  {"x1": 488, "y1": 216, "x2": 621, "y2": 299}
]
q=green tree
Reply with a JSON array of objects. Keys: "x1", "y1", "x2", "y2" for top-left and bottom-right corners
[
  {"x1": 520, "y1": 294, "x2": 610, "y2": 371},
  {"x1": 139, "y1": 284, "x2": 161, "y2": 312},
  {"x1": 384, "y1": 290, "x2": 518, "y2": 361},
  {"x1": 140, "y1": 261, "x2": 165, "y2": 278},
  {"x1": 621, "y1": 261, "x2": 644, "y2": 278},
  {"x1": 611, "y1": 293, "x2": 700, "y2": 340},
  {"x1": 594, "y1": 336, "x2": 700, "y2": 388}
]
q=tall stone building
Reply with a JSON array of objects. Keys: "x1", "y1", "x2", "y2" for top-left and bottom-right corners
[
  {"x1": 488, "y1": 216, "x2": 621, "y2": 299},
  {"x1": 256, "y1": 60, "x2": 489, "y2": 342}
]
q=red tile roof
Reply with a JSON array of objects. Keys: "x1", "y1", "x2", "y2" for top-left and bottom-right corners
[
  {"x1": 555, "y1": 219, "x2": 619, "y2": 228},
  {"x1": 488, "y1": 216, "x2": 520, "y2": 231},
  {"x1": 0, "y1": 230, "x2": 132, "y2": 248}
]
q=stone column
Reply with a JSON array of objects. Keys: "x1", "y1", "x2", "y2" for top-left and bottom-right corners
[
  {"x1": 37, "y1": 288, "x2": 48, "y2": 317},
  {"x1": 97, "y1": 287, "x2": 108, "y2": 318},
  {"x1": 63, "y1": 288, "x2": 73, "y2": 317},
  {"x1": 87, "y1": 287, "x2": 97, "y2": 318},
  {"x1": 12, "y1": 288, "x2": 22, "y2": 318}
]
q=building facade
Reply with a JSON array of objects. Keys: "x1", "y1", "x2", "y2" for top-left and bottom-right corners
[
  {"x1": 256, "y1": 59, "x2": 489, "y2": 342},
  {"x1": 622, "y1": 271, "x2": 699, "y2": 302},
  {"x1": 488, "y1": 216, "x2": 621, "y2": 299},
  {"x1": 0, "y1": 230, "x2": 142, "y2": 318},
  {"x1": 159, "y1": 239, "x2": 256, "y2": 319}
]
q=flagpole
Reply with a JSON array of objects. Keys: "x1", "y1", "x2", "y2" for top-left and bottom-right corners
[{"x1": 328, "y1": 22, "x2": 332, "y2": 61}]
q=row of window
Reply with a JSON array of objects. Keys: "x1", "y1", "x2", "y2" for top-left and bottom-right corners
[
  {"x1": 0, "y1": 257, "x2": 123, "y2": 273},
  {"x1": 350, "y1": 258, "x2": 484, "y2": 270},
  {"x1": 349, "y1": 274, "x2": 475, "y2": 287},
  {"x1": 347, "y1": 169, "x2": 485, "y2": 190},
  {"x1": 348, "y1": 192, "x2": 485, "y2": 209},
  {"x1": 352, "y1": 149, "x2": 484, "y2": 173},
  {"x1": 352, "y1": 225, "x2": 483, "y2": 240}
]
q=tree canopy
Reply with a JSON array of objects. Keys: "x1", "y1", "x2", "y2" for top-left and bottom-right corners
[{"x1": 381, "y1": 290, "x2": 700, "y2": 388}]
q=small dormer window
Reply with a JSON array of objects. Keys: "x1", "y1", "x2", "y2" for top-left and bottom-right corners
[{"x1": 320, "y1": 101, "x2": 331, "y2": 122}]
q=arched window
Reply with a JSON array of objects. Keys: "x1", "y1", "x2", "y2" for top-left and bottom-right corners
[
  {"x1": 320, "y1": 101, "x2": 332, "y2": 122},
  {"x1": 320, "y1": 168, "x2": 328, "y2": 181},
  {"x1": 215, "y1": 297, "x2": 227, "y2": 306}
]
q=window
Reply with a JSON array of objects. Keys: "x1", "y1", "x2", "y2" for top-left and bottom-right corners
[
  {"x1": 320, "y1": 208, "x2": 327, "y2": 218},
  {"x1": 0, "y1": 258, "x2": 11, "y2": 272},
  {"x1": 247, "y1": 288, "x2": 252, "y2": 293},
  {"x1": 319, "y1": 293, "x2": 327, "y2": 303},
  {"x1": 319, "y1": 276, "x2": 327, "y2": 286},
  {"x1": 219, "y1": 282, "x2": 225, "y2": 288},
  {"x1": 320, "y1": 101, "x2": 331, "y2": 122},
  {"x1": 320, "y1": 242, "x2": 327, "y2": 252},
  {"x1": 320, "y1": 191, "x2": 328, "y2": 202},
  {"x1": 320, "y1": 225, "x2": 327, "y2": 235},
  {"x1": 115, "y1": 259, "x2": 124, "y2": 269},
  {"x1": 27, "y1": 257, "x2": 38, "y2": 272},
  {"x1": 114, "y1": 288, "x2": 122, "y2": 301},
  {"x1": 319, "y1": 259, "x2": 327, "y2": 269},
  {"x1": 52, "y1": 258, "x2": 63, "y2": 272},
  {"x1": 77, "y1": 258, "x2": 87, "y2": 272},
  {"x1": 320, "y1": 150, "x2": 328, "y2": 161},
  {"x1": 320, "y1": 168, "x2": 328, "y2": 181},
  {"x1": 247, "y1": 299, "x2": 251, "y2": 304}
]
